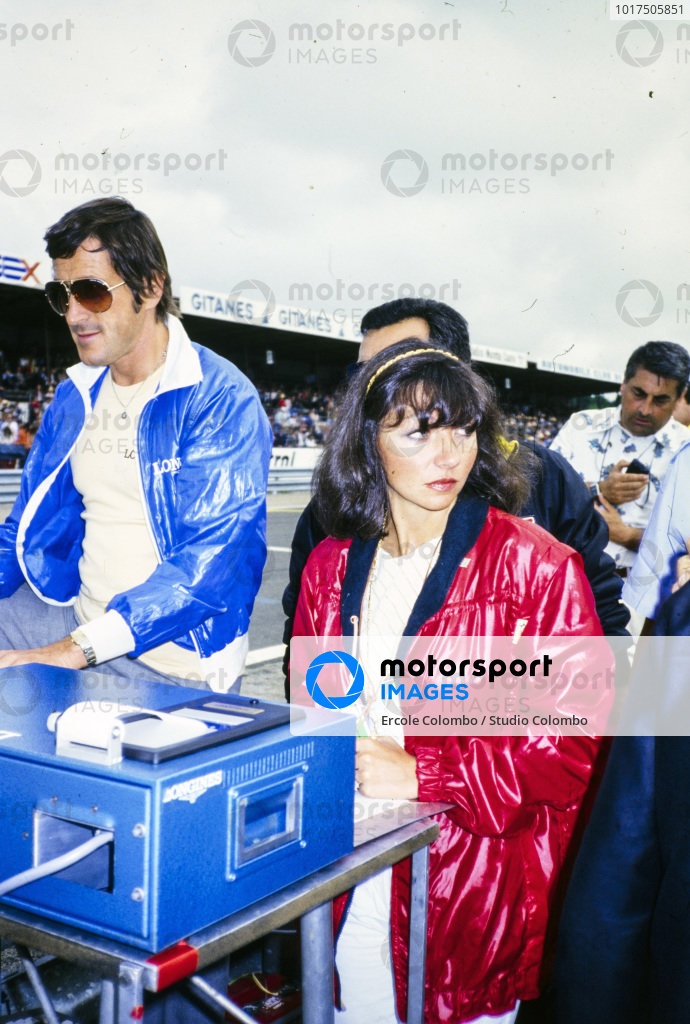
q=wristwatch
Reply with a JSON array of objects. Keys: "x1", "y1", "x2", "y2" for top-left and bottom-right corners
[
  {"x1": 588, "y1": 482, "x2": 599, "y2": 499},
  {"x1": 69, "y1": 628, "x2": 97, "y2": 667}
]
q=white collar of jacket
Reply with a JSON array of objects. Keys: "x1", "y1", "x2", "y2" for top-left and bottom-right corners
[{"x1": 65, "y1": 315, "x2": 203, "y2": 407}]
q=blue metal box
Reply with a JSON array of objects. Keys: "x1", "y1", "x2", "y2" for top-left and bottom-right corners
[{"x1": 0, "y1": 666, "x2": 354, "y2": 951}]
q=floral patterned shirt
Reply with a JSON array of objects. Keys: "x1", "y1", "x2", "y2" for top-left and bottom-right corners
[{"x1": 551, "y1": 407, "x2": 690, "y2": 568}]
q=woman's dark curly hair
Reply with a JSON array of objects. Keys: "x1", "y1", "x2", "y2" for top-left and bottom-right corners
[{"x1": 313, "y1": 339, "x2": 536, "y2": 539}]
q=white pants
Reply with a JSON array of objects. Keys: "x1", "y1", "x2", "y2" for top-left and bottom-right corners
[
  {"x1": 336, "y1": 868, "x2": 398, "y2": 1023},
  {"x1": 471, "y1": 1009, "x2": 520, "y2": 1024},
  {"x1": 335, "y1": 867, "x2": 519, "y2": 1024}
]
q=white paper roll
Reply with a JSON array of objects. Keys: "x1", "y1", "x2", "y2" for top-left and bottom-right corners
[
  {"x1": 47, "y1": 701, "x2": 140, "y2": 750},
  {"x1": 48, "y1": 702, "x2": 213, "y2": 760}
]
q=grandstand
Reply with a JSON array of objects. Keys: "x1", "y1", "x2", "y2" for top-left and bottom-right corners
[{"x1": 0, "y1": 261, "x2": 622, "y2": 415}]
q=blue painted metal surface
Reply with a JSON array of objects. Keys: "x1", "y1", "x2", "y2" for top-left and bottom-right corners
[{"x1": 0, "y1": 666, "x2": 354, "y2": 952}]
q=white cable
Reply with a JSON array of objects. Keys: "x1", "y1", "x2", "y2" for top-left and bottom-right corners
[{"x1": 0, "y1": 830, "x2": 113, "y2": 898}]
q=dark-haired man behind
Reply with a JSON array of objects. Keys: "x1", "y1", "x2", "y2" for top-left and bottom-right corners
[
  {"x1": 0, "y1": 197, "x2": 271, "y2": 691},
  {"x1": 550, "y1": 340, "x2": 690, "y2": 576},
  {"x1": 282, "y1": 298, "x2": 628, "y2": 688}
]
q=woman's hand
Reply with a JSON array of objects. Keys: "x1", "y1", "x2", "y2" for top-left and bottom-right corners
[{"x1": 355, "y1": 736, "x2": 418, "y2": 799}]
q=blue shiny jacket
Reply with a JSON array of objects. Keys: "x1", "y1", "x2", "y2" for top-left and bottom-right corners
[{"x1": 0, "y1": 318, "x2": 272, "y2": 658}]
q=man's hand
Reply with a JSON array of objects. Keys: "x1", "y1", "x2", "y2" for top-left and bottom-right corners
[
  {"x1": 355, "y1": 736, "x2": 418, "y2": 799},
  {"x1": 597, "y1": 459, "x2": 648, "y2": 506},
  {"x1": 672, "y1": 539, "x2": 690, "y2": 593},
  {"x1": 0, "y1": 637, "x2": 87, "y2": 670},
  {"x1": 595, "y1": 494, "x2": 643, "y2": 551}
]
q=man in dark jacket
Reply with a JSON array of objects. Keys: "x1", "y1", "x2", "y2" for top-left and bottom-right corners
[
  {"x1": 554, "y1": 580, "x2": 690, "y2": 1023},
  {"x1": 282, "y1": 298, "x2": 628, "y2": 684}
]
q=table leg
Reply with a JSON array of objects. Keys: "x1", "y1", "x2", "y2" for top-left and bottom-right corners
[
  {"x1": 99, "y1": 978, "x2": 115, "y2": 1024},
  {"x1": 300, "y1": 901, "x2": 334, "y2": 1024},
  {"x1": 115, "y1": 962, "x2": 145, "y2": 1024},
  {"x1": 407, "y1": 844, "x2": 430, "y2": 1024}
]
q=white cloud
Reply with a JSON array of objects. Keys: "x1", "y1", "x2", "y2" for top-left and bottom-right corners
[{"x1": 1, "y1": 0, "x2": 688, "y2": 375}]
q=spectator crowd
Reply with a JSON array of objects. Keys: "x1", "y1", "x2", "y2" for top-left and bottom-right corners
[
  {"x1": 500, "y1": 404, "x2": 567, "y2": 446},
  {"x1": 0, "y1": 360, "x2": 66, "y2": 463},
  {"x1": 257, "y1": 384, "x2": 336, "y2": 447},
  {"x1": 0, "y1": 359, "x2": 595, "y2": 455}
]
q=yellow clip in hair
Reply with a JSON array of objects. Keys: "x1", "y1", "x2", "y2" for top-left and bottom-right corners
[
  {"x1": 498, "y1": 436, "x2": 519, "y2": 458},
  {"x1": 364, "y1": 347, "x2": 462, "y2": 397}
]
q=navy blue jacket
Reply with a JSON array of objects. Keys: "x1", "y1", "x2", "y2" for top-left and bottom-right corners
[{"x1": 554, "y1": 584, "x2": 690, "y2": 1023}]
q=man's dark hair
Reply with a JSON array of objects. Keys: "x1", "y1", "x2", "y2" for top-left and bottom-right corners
[
  {"x1": 624, "y1": 341, "x2": 690, "y2": 398},
  {"x1": 313, "y1": 338, "x2": 533, "y2": 539},
  {"x1": 44, "y1": 197, "x2": 178, "y2": 323},
  {"x1": 360, "y1": 298, "x2": 471, "y2": 362}
]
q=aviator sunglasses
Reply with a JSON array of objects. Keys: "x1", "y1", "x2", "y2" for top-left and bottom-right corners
[{"x1": 45, "y1": 277, "x2": 126, "y2": 316}]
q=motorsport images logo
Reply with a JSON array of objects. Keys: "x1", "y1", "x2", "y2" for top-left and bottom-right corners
[
  {"x1": 0, "y1": 148, "x2": 228, "y2": 199},
  {"x1": 0, "y1": 150, "x2": 42, "y2": 198},
  {"x1": 227, "y1": 17, "x2": 461, "y2": 66},
  {"x1": 381, "y1": 149, "x2": 429, "y2": 197},
  {"x1": 306, "y1": 651, "x2": 364, "y2": 710},
  {"x1": 228, "y1": 278, "x2": 276, "y2": 320},
  {"x1": 292, "y1": 635, "x2": 615, "y2": 737},
  {"x1": 616, "y1": 21, "x2": 664, "y2": 66},
  {"x1": 380, "y1": 146, "x2": 615, "y2": 199},
  {"x1": 615, "y1": 279, "x2": 690, "y2": 327},
  {"x1": 615, "y1": 21, "x2": 690, "y2": 67},
  {"x1": 616, "y1": 279, "x2": 664, "y2": 327},
  {"x1": 227, "y1": 20, "x2": 276, "y2": 66}
]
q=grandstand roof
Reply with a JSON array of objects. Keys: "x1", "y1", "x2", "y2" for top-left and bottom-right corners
[{"x1": 0, "y1": 274, "x2": 622, "y2": 404}]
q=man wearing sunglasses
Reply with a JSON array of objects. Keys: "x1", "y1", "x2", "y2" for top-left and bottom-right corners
[{"x1": 0, "y1": 197, "x2": 271, "y2": 692}]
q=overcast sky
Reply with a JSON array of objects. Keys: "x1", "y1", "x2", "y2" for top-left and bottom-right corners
[{"x1": 1, "y1": 0, "x2": 688, "y2": 378}]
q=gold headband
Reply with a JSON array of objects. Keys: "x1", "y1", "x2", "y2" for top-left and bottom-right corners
[{"x1": 364, "y1": 347, "x2": 462, "y2": 397}]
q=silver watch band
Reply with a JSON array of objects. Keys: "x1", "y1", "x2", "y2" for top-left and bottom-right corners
[{"x1": 69, "y1": 628, "x2": 97, "y2": 667}]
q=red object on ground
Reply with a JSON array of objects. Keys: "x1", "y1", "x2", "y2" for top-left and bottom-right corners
[{"x1": 226, "y1": 972, "x2": 301, "y2": 1023}]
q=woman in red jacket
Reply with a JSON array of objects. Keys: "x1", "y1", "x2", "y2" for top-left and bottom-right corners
[{"x1": 292, "y1": 340, "x2": 609, "y2": 1024}]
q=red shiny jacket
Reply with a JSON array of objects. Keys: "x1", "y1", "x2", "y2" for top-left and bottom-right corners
[{"x1": 292, "y1": 496, "x2": 608, "y2": 1023}]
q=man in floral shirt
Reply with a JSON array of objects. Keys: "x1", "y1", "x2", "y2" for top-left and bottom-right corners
[{"x1": 551, "y1": 341, "x2": 690, "y2": 575}]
